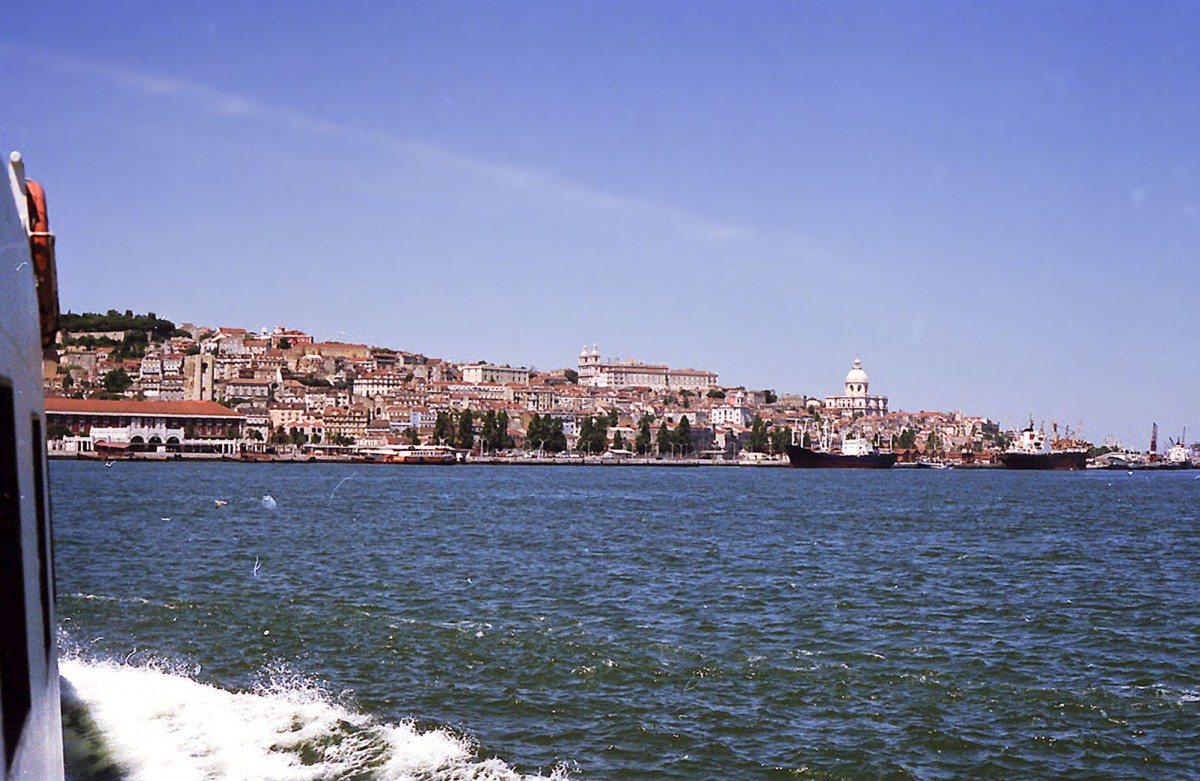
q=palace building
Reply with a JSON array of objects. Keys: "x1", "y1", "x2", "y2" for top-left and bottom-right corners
[{"x1": 576, "y1": 345, "x2": 718, "y2": 391}]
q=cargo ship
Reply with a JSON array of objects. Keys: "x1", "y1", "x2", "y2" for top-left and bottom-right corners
[
  {"x1": 785, "y1": 436, "x2": 898, "y2": 469},
  {"x1": 2, "y1": 151, "x2": 66, "y2": 779},
  {"x1": 998, "y1": 423, "x2": 1087, "y2": 470}
]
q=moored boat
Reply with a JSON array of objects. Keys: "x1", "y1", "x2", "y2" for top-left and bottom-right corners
[
  {"x1": 998, "y1": 423, "x2": 1087, "y2": 470},
  {"x1": 386, "y1": 445, "x2": 459, "y2": 464},
  {"x1": 785, "y1": 436, "x2": 897, "y2": 469},
  {"x1": 1164, "y1": 432, "x2": 1194, "y2": 469}
]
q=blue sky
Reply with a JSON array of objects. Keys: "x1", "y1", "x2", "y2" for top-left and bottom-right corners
[{"x1": 2, "y1": 1, "x2": 1197, "y2": 448}]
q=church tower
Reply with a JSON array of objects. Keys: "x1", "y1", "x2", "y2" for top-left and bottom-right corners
[{"x1": 577, "y1": 343, "x2": 602, "y2": 384}]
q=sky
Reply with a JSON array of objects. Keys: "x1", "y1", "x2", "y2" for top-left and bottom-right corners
[{"x1": 2, "y1": 1, "x2": 1197, "y2": 449}]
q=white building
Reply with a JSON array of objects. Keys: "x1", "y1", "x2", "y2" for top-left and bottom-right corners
[
  {"x1": 352, "y1": 371, "x2": 409, "y2": 399},
  {"x1": 823, "y1": 359, "x2": 888, "y2": 417},
  {"x1": 460, "y1": 363, "x2": 530, "y2": 385},
  {"x1": 577, "y1": 344, "x2": 718, "y2": 391},
  {"x1": 710, "y1": 405, "x2": 753, "y2": 427}
]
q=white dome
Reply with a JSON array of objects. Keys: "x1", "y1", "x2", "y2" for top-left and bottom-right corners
[{"x1": 844, "y1": 359, "x2": 869, "y2": 385}]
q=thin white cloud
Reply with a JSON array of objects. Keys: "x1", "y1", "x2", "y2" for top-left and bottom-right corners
[{"x1": 10, "y1": 45, "x2": 753, "y2": 243}]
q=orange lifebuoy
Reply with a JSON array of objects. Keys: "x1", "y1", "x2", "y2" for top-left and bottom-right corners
[{"x1": 25, "y1": 178, "x2": 59, "y2": 349}]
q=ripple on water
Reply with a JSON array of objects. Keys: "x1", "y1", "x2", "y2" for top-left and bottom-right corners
[{"x1": 50, "y1": 463, "x2": 1200, "y2": 780}]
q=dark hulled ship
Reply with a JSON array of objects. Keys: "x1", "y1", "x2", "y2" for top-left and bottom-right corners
[
  {"x1": 997, "y1": 450, "x2": 1088, "y2": 470},
  {"x1": 785, "y1": 436, "x2": 898, "y2": 469},
  {"x1": 998, "y1": 424, "x2": 1088, "y2": 470}
]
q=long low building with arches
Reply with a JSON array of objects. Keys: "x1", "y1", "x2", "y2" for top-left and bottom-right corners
[{"x1": 45, "y1": 398, "x2": 245, "y2": 453}]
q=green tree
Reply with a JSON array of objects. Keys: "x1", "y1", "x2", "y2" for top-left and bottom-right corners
[
  {"x1": 525, "y1": 414, "x2": 544, "y2": 451},
  {"x1": 635, "y1": 416, "x2": 652, "y2": 455},
  {"x1": 479, "y1": 410, "x2": 498, "y2": 453},
  {"x1": 277, "y1": 337, "x2": 292, "y2": 349},
  {"x1": 62, "y1": 373, "x2": 73, "y2": 389},
  {"x1": 289, "y1": 427, "x2": 307, "y2": 446},
  {"x1": 564, "y1": 369, "x2": 579, "y2": 384},
  {"x1": 113, "y1": 329, "x2": 149, "y2": 360},
  {"x1": 676, "y1": 416, "x2": 693, "y2": 454},
  {"x1": 403, "y1": 427, "x2": 420, "y2": 445},
  {"x1": 544, "y1": 416, "x2": 567, "y2": 453},
  {"x1": 706, "y1": 389, "x2": 725, "y2": 399},
  {"x1": 103, "y1": 368, "x2": 133, "y2": 394},
  {"x1": 576, "y1": 414, "x2": 608, "y2": 454},
  {"x1": 656, "y1": 422, "x2": 674, "y2": 455},
  {"x1": 764, "y1": 390, "x2": 778, "y2": 404},
  {"x1": 47, "y1": 423, "x2": 72, "y2": 440},
  {"x1": 607, "y1": 408, "x2": 619, "y2": 427},
  {"x1": 611, "y1": 431, "x2": 626, "y2": 451},
  {"x1": 576, "y1": 415, "x2": 593, "y2": 453},
  {"x1": 926, "y1": 432, "x2": 941, "y2": 453},
  {"x1": 496, "y1": 411, "x2": 514, "y2": 449},
  {"x1": 896, "y1": 428, "x2": 917, "y2": 450},
  {"x1": 770, "y1": 426, "x2": 790, "y2": 454},
  {"x1": 457, "y1": 409, "x2": 475, "y2": 450},
  {"x1": 432, "y1": 411, "x2": 454, "y2": 444},
  {"x1": 748, "y1": 416, "x2": 769, "y2": 453},
  {"x1": 525, "y1": 414, "x2": 566, "y2": 453},
  {"x1": 247, "y1": 428, "x2": 263, "y2": 441}
]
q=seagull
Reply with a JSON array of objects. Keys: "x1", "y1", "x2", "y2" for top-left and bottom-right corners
[
  {"x1": 214, "y1": 500, "x2": 228, "y2": 508},
  {"x1": 104, "y1": 460, "x2": 116, "y2": 468}
]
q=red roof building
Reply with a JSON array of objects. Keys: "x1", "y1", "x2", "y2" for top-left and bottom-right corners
[{"x1": 45, "y1": 398, "x2": 244, "y2": 448}]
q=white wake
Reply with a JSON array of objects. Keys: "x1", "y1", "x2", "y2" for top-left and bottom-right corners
[{"x1": 60, "y1": 657, "x2": 570, "y2": 781}]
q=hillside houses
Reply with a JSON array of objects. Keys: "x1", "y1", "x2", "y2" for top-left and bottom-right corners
[{"x1": 45, "y1": 315, "x2": 1003, "y2": 459}]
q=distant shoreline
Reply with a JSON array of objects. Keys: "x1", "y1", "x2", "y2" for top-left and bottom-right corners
[
  {"x1": 44, "y1": 452, "x2": 1029, "y2": 470},
  {"x1": 48, "y1": 453, "x2": 1198, "y2": 472}
]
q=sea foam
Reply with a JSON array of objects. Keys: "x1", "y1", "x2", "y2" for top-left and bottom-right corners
[{"x1": 60, "y1": 657, "x2": 570, "y2": 781}]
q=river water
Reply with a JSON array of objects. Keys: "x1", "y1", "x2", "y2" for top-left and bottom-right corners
[{"x1": 50, "y1": 462, "x2": 1200, "y2": 780}]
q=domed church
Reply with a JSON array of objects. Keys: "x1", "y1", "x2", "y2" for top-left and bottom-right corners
[{"x1": 823, "y1": 359, "x2": 888, "y2": 417}]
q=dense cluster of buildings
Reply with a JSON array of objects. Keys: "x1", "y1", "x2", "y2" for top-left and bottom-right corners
[{"x1": 43, "y1": 319, "x2": 1008, "y2": 461}]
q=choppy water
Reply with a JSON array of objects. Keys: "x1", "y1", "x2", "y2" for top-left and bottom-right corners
[{"x1": 50, "y1": 462, "x2": 1200, "y2": 780}]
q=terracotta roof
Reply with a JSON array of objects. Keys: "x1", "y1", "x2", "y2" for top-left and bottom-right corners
[{"x1": 45, "y1": 398, "x2": 244, "y2": 418}]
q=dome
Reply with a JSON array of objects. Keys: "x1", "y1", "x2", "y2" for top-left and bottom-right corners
[
  {"x1": 580, "y1": 344, "x2": 589, "y2": 358},
  {"x1": 844, "y1": 359, "x2": 869, "y2": 386}
]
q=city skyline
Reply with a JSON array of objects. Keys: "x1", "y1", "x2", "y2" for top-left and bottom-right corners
[{"x1": 3, "y1": 1, "x2": 1198, "y2": 448}]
